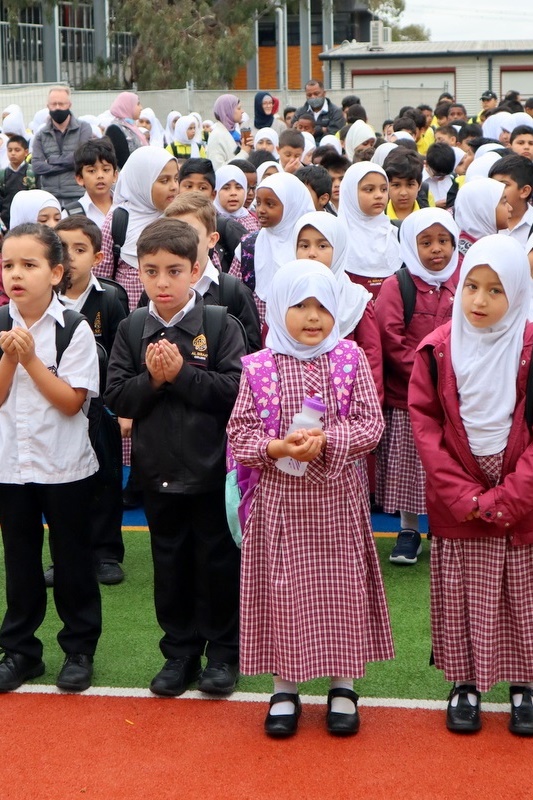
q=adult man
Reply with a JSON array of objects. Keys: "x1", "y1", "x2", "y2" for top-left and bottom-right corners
[
  {"x1": 290, "y1": 80, "x2": 345, "y2": 144},
  {"x1": 469, "y1": 91, "x2": 498, "y2": 123},
  {"x1": 31, "y1": 86, "x2": 92, "y2": 207}
]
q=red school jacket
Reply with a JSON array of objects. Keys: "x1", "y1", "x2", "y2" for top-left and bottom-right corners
[
  {"x1": 374, "y1": 271, "x2": 456, "y2": 410},
  {"x1": 408, "y1": 320, "x2": 533, "y2": 544}
]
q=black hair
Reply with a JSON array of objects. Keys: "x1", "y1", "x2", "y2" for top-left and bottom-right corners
[
  {"x1": 395, "y1": 138, "x2": 418, "y2": 153},
  {"x1": 294, "y1": 165, "x2": 332, "y2": 198},
  {"x1": 74, "y1": 136, "x2": 118, "y2": 176},
  {"x1": 456, "y1": 123, "x2": 483, "y2": 142},
  {"x1": 398, "y1": 105, "x2": 415, "y2": 118},
  {"x1": 297, "y1": 113, "x2": 316, "y2": 125},
  {"x1": 438, "y1": 92, "x2": 454, "y2": 103},
  {"x1": 228, "y1": 158, "x2": 257, "y2": 175},
  {"x1": 524, "y1": 98, "x2": 533, "y2": 111},
  {"x1": 352, "y1": 147, "x2": 375, "y2": 163},
  {"x1": 338, "y1": 124, "x2": 351, "y2": 141},
  {"x1": 448, "y1": 103, "x2": 467, "y2": 116},
  {"x1": 383, "y1": 149, "x2": 423, "y2": 184},
  {"x1": 434, "y1": 102, "x2": 452, "y2": 119},
  {"x1": 467, "y1": 136, "x2": 503, "y2": 153},
  {"x1": 382, "y1": 119, "x2": 394, "y2": 130},
  {"x1": 4, "y1": 222, "x2": 71, "y2": 292},
  {"x1": 500, "y1": 98, "x2": 524, "y2": 114},
  {"x1": 510, "y1": 125, "x2": 533, "y2": 143},
  {"x1": 320, "y1": 152, "x2": 351, "y2": 173},
  {"x1": 247, "y1": 149, "x2": 279, "y2": 168},
  {"x1": 283, "y1": 106, "x2": 296, "y2": 120},
  {"x1": 278, "y1": 129, "x2": 305, "y2": 150},
  {"x1": 426, "y1": 142, "x2": 456, "y2": 176},
  {"x1": 488, "y1": 154, "x2": 533, "y2": 198},
  {"x1": 341, "y1": 94, "x2": 361, "y2": 110},
  {"x1": 311, "y1": 145, "x2": 339, "y2": 164},
  {"x1": 435, "y1": 124, "x2": 458, "y2": 139},
  {"x1": 393, "y1": 116, "x2": 416, "y2": 135},
  {"x1": 178, "y1": 158, "x2": 215, "y2": 188},
  {"x1": 55, "y1": 215, "x2": 102, "y2": 253},
  {"x1": 305, "y1": 79, "x2": 324, "y2": 90},
  {"x1": 7, "y1": 134, "x2": 29, "y2": 149},
  {"x1": 346, "y1": 104, "x2": 367, "y2": 124},
  {"x1": 137, "y1": 218, "x2": 198, "y2": 265},
  {"x1": 417, "y1": 104, "x2": 433, "y2": 114}
]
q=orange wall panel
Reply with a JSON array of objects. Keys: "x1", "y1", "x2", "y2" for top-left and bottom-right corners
[{"x1": 232, "y1": 45, "x2": 326, "y2": 91}]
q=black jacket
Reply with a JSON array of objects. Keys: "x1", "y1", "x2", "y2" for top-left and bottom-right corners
[
  {"x1": 104, "y1": 297, "x2": 245, "y2": 494},
  {"x1": 291, "y1": 100, "x2": 345, "y2": 143}
]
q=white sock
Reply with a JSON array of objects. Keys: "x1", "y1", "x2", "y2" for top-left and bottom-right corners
[
  {"x1": 400, "y1": 511, "x2": 419, "y2": 532},
  {"x1": 330, "y1": 677, "x2": 356, "y2": 714},
  {"x1": 270, "y1": 677, "x2": 298, "y2": 715},
  {"x1": 511, "y1": 682, "x2": 533, "y2": 707},
  {"x1": 450, "y1": 682, "x2": 478, "y2": 707}
]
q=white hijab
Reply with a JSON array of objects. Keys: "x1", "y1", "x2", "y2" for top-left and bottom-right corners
[
  {"x1": 451, "y1": 235, "x2": 530, "y2": 455},
  {"x1": 399, "y1": 207, "x2": 459, "y2": 288},
  {"x1": 256, "y1": 161, "x2": 283, "y2": 183},
  {"x1": 164, "y1": 110, "x2": 181, "y2": 145},
  {"x1": 509, "y1": 112, "x2": 533, "y2": 132},
  {"x1": 465, "y1": 152, "x2": 502, "y2": 182},
  {"x1": 371, "y1": 142, "x2": 398, "y2": 167},
  {"x1": 214, "y1": 164, "x2": 248, "y2": 219},
  {"x1": 172, "y1": 114, "x2": 200, "y2": 156},
  {"x1": 253, "y1": 128, "x2": 279, "y2": 149},
  {"x1": 482, "y1": 111, "x2": 512, "y2": 142},
  {"x1": 265, "y1": 259, "x2": 340, "y2": 360},
  {"x1": 337, "y1": 162, "x2": 401, "y2": 277},
  {"x1": 345, "y1": 120, "x2": 376, "y2": 161},
  {"x1": 474, "y1": 142, "x2": 505, "y2": 159},
  {"x1": 9, "y1": 190, "x2": 61, "y2": 228},
  {"x1": 2, "y1": 109, "x2": 26, "y2": 138},
  {"x1": 112, "y1": 147, "x2": 177, "y2": 268},
  {"x1": 454, "y1": 177, "x2": 504, "y2": 239},
  {"x1": 320, "y1": 135, "x2": 342, "y2": 155},
  {"x1": 254, "y1": 172, "x2": 315, "y2": 301},
  {"x1": 302, "y1": 131, "x2": 316, "y2": 158},
  {"x1": 293, "y1": 212, "x2": 372, "y2": 337},
  {"x1": 140, "y1": 107, "x2": 165, "y2": 148}
]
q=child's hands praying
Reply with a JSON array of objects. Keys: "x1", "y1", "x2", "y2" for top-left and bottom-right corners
[
  {"x1": 146, "y1": 339, "x2": 183, "y2": 387},
  {"x1": 8, "y1": 328, "x2": 35, "y2": 367},
  {"x1": 0, "y1": 330, "x2": 20, "y2": 364}
]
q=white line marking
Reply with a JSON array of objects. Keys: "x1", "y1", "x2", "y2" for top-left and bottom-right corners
[{"x1": 13, "y1": 684, "x2": 509, "y2": 712}]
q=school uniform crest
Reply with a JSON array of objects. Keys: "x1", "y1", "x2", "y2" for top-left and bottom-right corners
[{"x1": 193, "y1": 334, "x2": 207, "y2": 352}]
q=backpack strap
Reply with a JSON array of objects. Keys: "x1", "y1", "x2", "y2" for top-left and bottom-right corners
[
  {"x1": 63, "y1": 201, "x2": 85, "y2": 217},
  {"x1": 0, "y1": 168, "x2": 5, "y2": 193},
  {"x1": 127, "y1": 307, "x2": 149, "y2": 373},
  {"x1": 217, "y1": 273, "x2": 249, "y2": 353},
  {"x1": 0, "y1": 306, "x2": 85, "y2": 365},
  {"x1": 240, "y1": 231, "x2": 259, "y2": 293},
  {"x1": 395, "y1": 266, "x2": 417, "y2": 328},
  {"x1": 111, "y1": 207, "x2": 129, "y2": 280},
  {"x1": 327, "y1": 340, "x2": 360, "y2": 418},
  {"x1": 241, "y1": 349, "x2": 281, "y2": 438}
]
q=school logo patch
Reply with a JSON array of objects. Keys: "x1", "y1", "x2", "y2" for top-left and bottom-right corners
[
  {"x1": 192, "y1": 334, "x2": 207, "y2": 352},
  {"x1": 94, "y1": 311, "x2": 102, "y2": 337}
]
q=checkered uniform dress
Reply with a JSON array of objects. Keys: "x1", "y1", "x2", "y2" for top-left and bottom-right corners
[
  {"x1": 235, "y1": 211, "x2": 260, "y2": 234},
  {"x1": 229, "y1": 255, "x2": 266, "y2": 325},
  {"x1": 95, "y1": 212, "x2": 144, "y2": 312},
  {"x1": 375, "y1": 406, "x2": 427, "y2": 515},
  {"x1": 227, "y1": 349, "x2": 394, "y2": 682},
  {"x1": 430, "y1": 452, "x2": 533, "y2": 692}
]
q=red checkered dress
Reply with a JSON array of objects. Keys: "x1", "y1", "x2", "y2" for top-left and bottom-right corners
[
  {"x1": 430, "y1": 451, "x2": 533, "y2": 692},
  {"x1": 235, "y1": 211, "x2": 260, "y2": 234},
  {"x1": 229, "y1": 254, "x2": 266, "y2": 324},
  {"x1": 94, "y1": 211, "x2": 144, "y2": 312},
  {"x1": 375, "y1": 406, "x2": 427, "y2": 514},
  {"x1": 227, "y1": 349, "x2": 394, "y2": 682}
]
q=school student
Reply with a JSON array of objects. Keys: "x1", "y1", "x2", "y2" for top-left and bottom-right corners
[
  {"x1": 104, "y1": 218, "x2": 245, "y2": 697},
  {"x1": 488, "y1": 154, "x2": 533, "y2": 247},
  {"x1": 295, "y1": 165, "x2": 336, "y2": 213},
  {"x1": 383, "y1": 149, "x2": 423, "y2": 221},
  {"x1": 454, "y1": 177, "x2": 512, "y2": 266},
  {"x1": 0, "y1": 223, "x2": 101, "y2": 693},
  {"x1": 9, "y1": 189, "x2": 61, "y2": 229},
  {"x1": 226, "y1": 259, "x2": 393, "y2": 737},
  {"x1": 214, "y1": 165, "x2": 260, "y2": 233},
  {"x1": 64, "y1": 137, "x2": 118, "y2": 228},
  {"x1": 0, "y1": 135, "x2": 38, "y2": 230},
  {"x1": 409, "y1": 236, "x2": 533, "y2": 735},
  {"x1": 510, "y1": 125, "x2": 533, "y2": 161}
]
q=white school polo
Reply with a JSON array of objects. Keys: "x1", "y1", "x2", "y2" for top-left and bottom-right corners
[{"x1": 0, "y1": 294, "x2": 100, "y2": 485}]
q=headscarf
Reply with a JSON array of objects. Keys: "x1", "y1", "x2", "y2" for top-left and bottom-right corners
[
  {"x1": 9, "y1": 190, "x2": 61, "y2": 228},
  {"x1": 399, "y1": 207, "x2": 459, "y2": 288},
  {"x1": 454, "y1": 177, "x2": 505, "y2": 238},
  {"x1": 2, "y1": 103, "x2": 22, "y2": 120},
  {"x1": 293, "y1": 212, "x2": 372, "y2": 337},
  {"x1": 79, "y1": 115, "x2": 103, "y2": 139},
  {"x1": 164, "y1": 110, "x2": 181, "y2": 145},
  {"x1": 29, "y1": 108, "x2": 49, "y2": 134},
  {"x1": 256, "y1": 161, "x2": 283, "y2": 183},
  {"x1": 371, "y1": 142, "x2": 398, "y2": 167},
  {"x1": 451, "y1": 235, "x2": 530, "y2": 455},
  {"x1": 302, "y1": 131, "x2": 316, "y2": 159},
  {"x1": 172, "y1": 114, "x2": 201, "y2": 156},
  {"x1": 109, "y1": 92, "x2": 147, "y2": 145},
  {"x1": 213, "y1": 94, "x2": 239, "y2": 132},
  {"x1": 214, "y1": 165, "x2": 248, "y2": 219},
  {"x1": 139, "y1": 107, "x2": 165, "y2": 148},
  {"x1": 345, "y1": 120, "x2": 376, "y2": 161},
  {"x1": 253, "y1": 128, "x2": 279, "y2": 150},
  {"x1": 508, "y1": 112, "x2": 533, "y2": 132},
  {"x1": 2, "y1": 109, "x2": 26, "y2": 138},
  {"x1": 253, "y1": 91, "x2": 274, "y2": 130},
  {"x1": 452, "y1": 146, "x2": 466, "y2": 170},
  {"x1": 475, "y1": 142, "x2": 505, "y2": 159},
  {"x1": 112, "y1": 147, "x2": 177, "y2": 268},
  {"x1": 254, "y1": 172, "x2": 315, "y2": 301},
  {"x1": 337, "y1": 162, "x2": 401, "y2": 277},
  {"x1": 265, "y1": 259, "x2": 340, "y2": 360},
  {"x1": 482, "y1": 111, "x2": 513, "y2": 141},
  {"x1": 465, "y1": 152, "x2": 502, "y2": 183},
  {"x1": 320, "y1": 135, "x2": 342, "y2": 155}
]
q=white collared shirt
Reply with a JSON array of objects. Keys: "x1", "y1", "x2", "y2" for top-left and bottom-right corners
[
  {"x1": 500, "y1": 205, "x2": 533, "y2": 248},
  {"x1": 58, "y1": 273, "x2": 104, "y2": 312},
  {"x1": 78, "y1": 191, "x2": 111, "y2": 229},
  {"x1": 0, "y1": 294, "x2": 99, "y2": 484},
  {"x1": 192, "y1": 259, "x2": 219, "y2": 297},
  {"x1": 148, "y1": 290, "x2": 196, "y2": 328}
]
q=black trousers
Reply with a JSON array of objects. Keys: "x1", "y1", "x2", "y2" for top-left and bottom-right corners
[
  {"x1": 143, "y1": 488, "x2": 240, "y2": 664},
  {"x1": 0, "y1": 479, "x2": 102, "y2": 662}
]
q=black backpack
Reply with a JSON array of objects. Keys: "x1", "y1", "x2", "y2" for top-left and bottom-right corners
[
  {"x1": 395, "y1": 266, "x2": 417, "y2": 328},
  {"x1": 0, "y1": 306, "x2": 86, "y2": 364},
  {"x1": 110, "y1": 207, "x2": 129, "y2": 280}
]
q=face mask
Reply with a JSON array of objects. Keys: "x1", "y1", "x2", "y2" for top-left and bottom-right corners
[
  {"x1": 49, "y1": 108, "x2": 71, "y2": 124},
  {"x1": 307, "y1": 97, "x2": 324, "y2": 110}
]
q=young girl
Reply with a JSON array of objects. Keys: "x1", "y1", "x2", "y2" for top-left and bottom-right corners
[
  {"x1": 374, "y1": 208, "x2": 459, "y2": 564},
  {"x1": 166, "y1": 114, "x2": 206, "y2": 160},
  {"x1": 214, "y1": 165, "x2": 260, "y2": 233},
  {"x1": 253, "y1": 128, "x2": 279, "y2": 157},
  {"x1": 409, "y1": 235, "x2": 533, "y2": 735},
  {"x1": 9, "y1": 190, "x2": 62, "y2": 229},
  {"x1": 229, "y1": 171, "x2": 314, "y2": 325},
  {"x1": 95, "y1": 147, "x2": 178, "y2": 310},
  {"x1": 137, "y1": 107, "x2": 165, "y2": 148},
  {"x1": 338, "y1": 162, "x2": 401, "y2": 300},
  {"x1": 0, "y1": 223, "x2": 101, "y2": 693},
  {"x1": 227, "y1": 259, "x2": 394, "y2": 737},
  {"x1": 454, "y1": 177, "x2": 512, "y2": 266},
  {"x1": 293, "y1": 211, "x2": 383, "y2": 403}
]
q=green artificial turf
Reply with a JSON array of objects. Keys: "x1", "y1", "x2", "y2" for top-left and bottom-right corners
[{"x1": 2, "y1": 532, "x2": 508, "y2": 702}]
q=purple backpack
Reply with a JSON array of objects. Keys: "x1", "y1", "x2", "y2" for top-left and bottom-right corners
[{"x1": 225, "y1": 340, "x2": 360, "y2": 546}]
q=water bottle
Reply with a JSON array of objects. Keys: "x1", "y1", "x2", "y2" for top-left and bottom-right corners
[{"x1": 276, "y1": 394, "x2": 327, "y2": 477}]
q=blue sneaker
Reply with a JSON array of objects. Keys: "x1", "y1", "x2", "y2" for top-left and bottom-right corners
[{"x1": 389, "y1": 529, "x2": 422, "y2": 565}]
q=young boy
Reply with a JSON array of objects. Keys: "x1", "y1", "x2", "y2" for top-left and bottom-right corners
[
  {"x1": 65, "y1": 138, "x2": 118, "y2": 228},
  {"x1": 383, "y1": 149, "x2": 423, "y2": 221},
  {"x1": 434, "y1": 125, "x2": 458, "y2": 147},
  {"x1": 55, "y1": 216, "x2": 128, "y2": 584},
  {"x1": 295, "y1": 164, "x2": 335, "y2": 214},
  {"x1": 510, "y1": 125, "x2": 533, "y2": 161},
  {"x1": 104, "y1": 217, "x2": 245, "y2": 697},
  {"x1": 294, "y1": 113, "x2": 316, "y2": 135},
  {"x1": 489, "y1": 154, "x2": 533, "y2": 246},
  {"x1": 0, "y1": 135, "x2": 37, "y2": 229},
  {"x1": 276, "y1": 129, "x2": 305, "y2": 173},
  {"x1": 319, "y1": 151, "x2": 351, "y2": 211}
]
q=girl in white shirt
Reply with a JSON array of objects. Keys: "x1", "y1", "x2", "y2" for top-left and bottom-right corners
[{"x1": 0, "y1": 223, "x2": 101, "y2": 694}]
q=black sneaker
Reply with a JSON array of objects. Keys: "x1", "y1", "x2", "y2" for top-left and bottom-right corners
[
  {"x1": 446, "y1": 684, "x2": 481, "y2": 733},
  {"x1": 150, "y1": 656, "x2": 201, "y2": 697},
  {"x1": 96, "y1": 561, "x2": 124, "y2": 585},
  {"x1": 44, "y1": 565, "x2": 54, "y2": 588},
  {"x1": 509, "y1": 686, "x2": 533, "y2": 736},
  {"x1": 389, "y1": 529, "x2": 422, "y2": 565},
  {"x1": 198, "y1": 661, "x2": 239, "y2": 695},
  {"x1": 56, "y1": 654, "x2": 93, "y2": 692},
  {"x1": 0, "y1": 651, "x2": 45, "y2": 692}
]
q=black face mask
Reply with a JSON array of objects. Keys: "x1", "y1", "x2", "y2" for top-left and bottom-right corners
[{"x1": 49, "y1": 108, "x2": 71, "y2": 124}]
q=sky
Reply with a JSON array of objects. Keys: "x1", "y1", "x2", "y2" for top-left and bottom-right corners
[{"x1": 401, "y1": 0, "x2": 533, "y2": 41}]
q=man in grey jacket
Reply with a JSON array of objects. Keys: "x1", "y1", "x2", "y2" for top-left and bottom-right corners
[
  {"x1": 32, "y1": 86, "x2": 92, "y2": 208},
  {"x1": 290, "y1": 79, "x2": 345, "y2": 145}
]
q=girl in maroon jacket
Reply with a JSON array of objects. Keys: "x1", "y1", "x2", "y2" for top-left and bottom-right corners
[
  {"x1": 454, "y1": 177, "x2": 512, "y2": 267},
  {"x1": 375, "y1": 208, "x2": 459, "y2": 565},
  {"x1": 409, "y1": 235, "x2": 533, "y2": 736}
]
